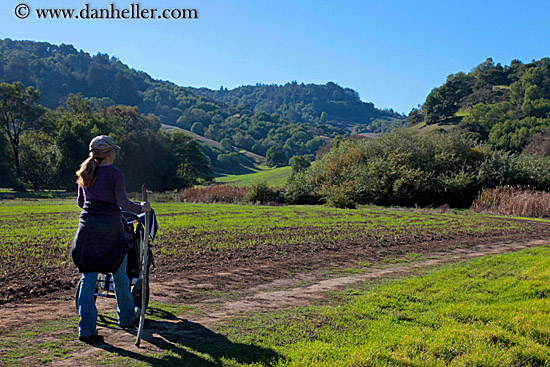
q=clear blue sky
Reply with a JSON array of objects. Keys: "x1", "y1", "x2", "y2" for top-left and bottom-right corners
[{"x1": 1, "y1": 0, "x2": 549, "y2": 114}]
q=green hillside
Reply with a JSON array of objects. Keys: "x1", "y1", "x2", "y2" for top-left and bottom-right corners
[
  {"x1": 215, "y1": 166, "x2": 291, "y2": 187},
  {"x1": 161, "y1": 123, "x2": 269, "y2": 176},
  {"x1": 191, "y1": 82, "x2": 406, "y2": 132},
  {"x1": 412, "y1": 57, "x2": 550, "y2": 154},
  {"x1": 0, "y1": 39, "x2": 406, "y2": 168}
]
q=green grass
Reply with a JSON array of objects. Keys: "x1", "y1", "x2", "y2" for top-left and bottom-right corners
[
  {"x1": 0, "y1": 188, "x2": 74, "y2": 199},
  {"x1": 0, "y1": 200, "x2": 538, "y2": 279},
  {"x1": 217, "y1": 246, "x2": 550, "y2": 366},
  {"x1": 0, "y1": 317, "x2": 83, "y2": 366},
  {"x1": 153, "y1": 202, "x2": 533, "y2": 255},
  {"x1": 215, "y1": 165, "x2": 291, "y2": 187},
  {"x1": 455, "y1": 109, "x2": 470, "y2": 117},
  {"x1": 407, "y1": 121, "x2": 458, "y2": 134}
]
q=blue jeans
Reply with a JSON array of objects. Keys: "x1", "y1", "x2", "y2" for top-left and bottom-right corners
[{"x1": 78, "y1": 255, "x2": 136, "y2": 337}]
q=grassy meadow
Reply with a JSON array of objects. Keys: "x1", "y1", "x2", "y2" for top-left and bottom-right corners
[
  {"x1": 0, "y1": 199, "x2": 533, "y2": 280},
  {"x1": 1, "y1": 199, "x2": 550, "y2": 366},
  {"x1": 215, "y1": 165, "x2": 292, "y2": 187},
  {"x1": 218, "y1": 245, "x2": 550, "y2": 366}
]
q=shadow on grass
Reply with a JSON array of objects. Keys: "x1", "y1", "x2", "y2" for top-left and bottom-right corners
[{"x1": 95, "y1": 307, "x2": 284, "y2": 366}]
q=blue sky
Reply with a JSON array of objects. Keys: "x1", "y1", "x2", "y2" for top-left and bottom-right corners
[{"x1": 1, "y1": 0, "x2": 549, "y2": 114}]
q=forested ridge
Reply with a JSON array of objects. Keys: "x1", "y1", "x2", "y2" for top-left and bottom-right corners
[
  {"x1": 0, "y1": 38, "x2": 406, "y2": 191},
  {"x1": 412, "y1": 57, "x2": 550, "y2": 155},
  {"x1": 0, "y1": 38, "x2": 404, "y2": 168},
  {"x1": 6, "y1": 38, "x2": 549, "y2": 208},
  {"x1": 191, "y1": 82, "x2": 404, "y2": 132}
]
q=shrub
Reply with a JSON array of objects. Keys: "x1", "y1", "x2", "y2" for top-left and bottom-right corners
[
  {"x1": 289, "y1": 155, "x2": 311, "y2": 174},
  {"x1": 323, "y1": 185, "x2": 356, "y2": 209},
  {"x1": 216, "y1": 152, "x2": 240, "y2": 167},
  {"x1": 284, "y1": 171, "x2": 321, "y2": 205},
  {"x1": 286, "y1": 129, "x2": 550, "y2": 208},
  {"x1": 129, "y1": 191, "x2": 180, "y2": 202},
  {"x1": 248, "y1": 181, "x2": 280, "y2": 204}
]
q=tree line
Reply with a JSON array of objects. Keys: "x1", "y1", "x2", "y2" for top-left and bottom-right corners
[
  {"x1": 0, "y1": 83, "x2": 211, "y2": 191},
  {"x1": 191, "y1": 81, "x2": 404, "y2": 131},
  {"x1": 283, "y1": 58, "x2": 550, "y2": 208}
]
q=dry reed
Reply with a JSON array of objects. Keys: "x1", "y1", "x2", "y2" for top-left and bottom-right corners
[
  {"x1": 471, "y1": 185, "x2": 550, "y2": 217},
  {"x1": 181, "y1": 185, "x2": 251, "y2": 203}
]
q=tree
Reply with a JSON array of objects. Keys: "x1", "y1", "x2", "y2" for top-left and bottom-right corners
[
  {"x1": 167, "y1": 131, "x2": 212, "y2": 188},
  {"x1": 407, "y1": 106, "x2": 424, "y2": 125},
  {"x1": 0, "y1": 82, "x2": 46, "y2": 183},
  {"x1": 20, "y1": 131, "x2": 60, "y2": 190},
  {"x1": 320, "y1": 111, "x2": 328, "y2": 123},
  {"x1": 266, "y1": 146, "x2": 288, "y2": 167},
  {"x1": 0, "y1": 131, "x2": 16, "y2": 187},
  {"x1": 460, "y1": 102, "x2": 511, "y2": 141},
  {"x1": 217, "y1": 152, "x2": 240, "y2": 167},
  {"x1": 220, "y1": 137, "x2": 233, "y2": 151},
  {"x1": 423, "y1": 73, "x2": 473, "y2": 124},
  {"x1": 104, "y1": 105, "x2": 165, "y2": 191},
  {"x1": 52, "y1": 95, "x2": 107, "y2": 188},
  {"x1": 290, "y1": 155, "x2": 311, "y2": 174},
  {"x1": 190, "y1": 121, "x2": 204, "y2": 136},
  {"x1": 473, "y1": 58, "x2": 508, "y2": 87}
]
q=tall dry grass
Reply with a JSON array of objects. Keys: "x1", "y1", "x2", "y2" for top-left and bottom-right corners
[
  {"x1": 129, "y1": 191, "x2": 181, "y2": 202},
  {"x1": 471, "y1": 186, "x2": 550, "y2": 217},
  {"x1": 181, "y1": 185, "x2": 251, "y2": 204}
]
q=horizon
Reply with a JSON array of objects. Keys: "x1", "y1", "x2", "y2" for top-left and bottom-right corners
[{"x1": 1, "y1": 1, "x2": 549, "y2": 114}]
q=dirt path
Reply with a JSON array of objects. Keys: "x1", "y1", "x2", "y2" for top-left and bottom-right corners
[
  {"x1": 172, "y1": 238, "x2": 550, "y2": 326},
  {"x1": 1, "y1": 236, "x2": 548, "y2": 366}
]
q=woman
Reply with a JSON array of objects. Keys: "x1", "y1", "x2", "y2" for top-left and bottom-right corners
[{"x1": 72, "y1": 135, "x2": 151, "y2": 342}]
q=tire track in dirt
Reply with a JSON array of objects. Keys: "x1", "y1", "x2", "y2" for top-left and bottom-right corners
[{"x1": 189, "y1": 238, "x2": 549, "y2": 326}]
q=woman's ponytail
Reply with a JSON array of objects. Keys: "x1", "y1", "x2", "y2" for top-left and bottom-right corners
[{"x1": 76, "y1": 153, "x2": 100, "y2": 188}]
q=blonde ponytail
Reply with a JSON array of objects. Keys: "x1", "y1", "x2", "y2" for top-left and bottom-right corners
[
  {"x1": 76, "y1": 153, "x2": 100, "y2": 188},
  {"x1": 76, "y1": 149, "x2": 110, "y2": 187}
]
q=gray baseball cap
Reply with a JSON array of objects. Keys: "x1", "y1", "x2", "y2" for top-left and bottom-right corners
[{"x1": 89, "y1": 135, "x2": 121, "y2": 154}]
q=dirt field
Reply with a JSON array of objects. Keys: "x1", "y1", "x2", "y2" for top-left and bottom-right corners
[
  {"x1": 1, "y1": 211, "x2": 550, "y2": 366},
  {"x1": 1, "y1": 219, "x2": 549, "y2": 331},
  {"x1": 3, "y1": 216, "x2": 550, "y2": 308}
]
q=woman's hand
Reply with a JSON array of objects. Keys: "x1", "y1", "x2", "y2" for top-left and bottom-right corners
[{"x1": 141, "y1": 201, "x2": 151, "y2": 212}]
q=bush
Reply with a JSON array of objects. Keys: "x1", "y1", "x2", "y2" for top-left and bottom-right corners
[
  {"x1": 216, "y1": 152, "x2": 240, "y2": 167},
  {"x1": 284, "y1": 171, "x2": 321, "y2": 205},
  {"x1": 289, "y1": 155, "x2": 311, "y2": 174},
  {"x1": 323, "y1": 186, "x2": 356, "y2": 209},
  {"x1": 286, "y1": 129, "x2": 550, "y2": 208},
  {"x1": 128, "y1": 191, "x2": 180, "y2": 202},
  {"x1": 248, "y1": 181, "x2": 280, "y2": 204}
]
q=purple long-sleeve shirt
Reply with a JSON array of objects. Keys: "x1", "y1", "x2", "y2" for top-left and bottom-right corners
[{"x1": 77, "y1": 165, "x2": 142, "y2": 213}]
